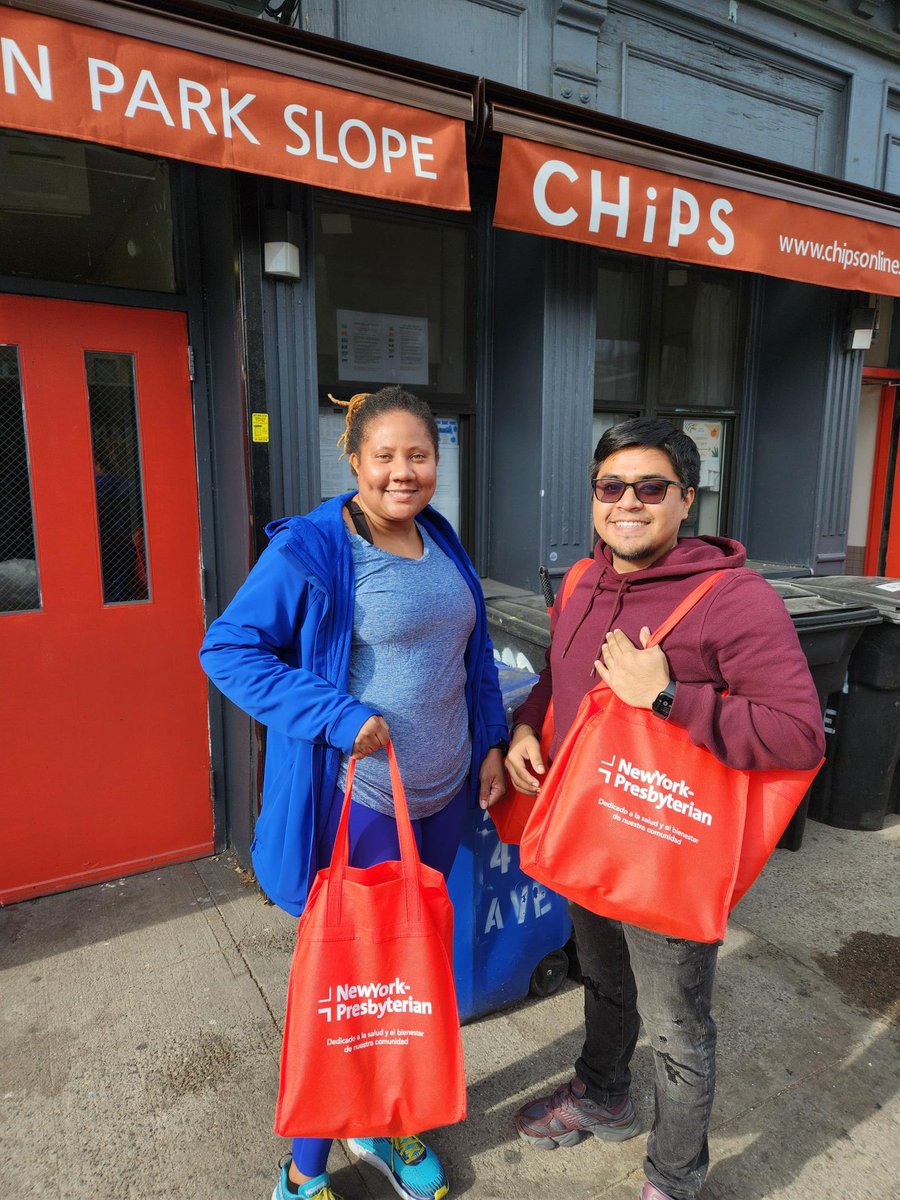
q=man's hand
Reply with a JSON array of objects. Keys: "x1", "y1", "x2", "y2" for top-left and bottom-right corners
[
  {"x1": 478, "y1": 748, "x2": 508, "y2": 810},
  {"x1": 504, "y1": 723, "x2": 545, "y2": 795},
  {"x1": 595, "y1": 627, "x2": 671, "y2": 709},
  {"x1": 350, "y1": 714, "x2": 390, "y2": 759}
]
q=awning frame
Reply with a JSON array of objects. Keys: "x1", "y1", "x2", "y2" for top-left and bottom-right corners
[{"x1": 486, "y1": 90, "x2": 900, "y2": 233}]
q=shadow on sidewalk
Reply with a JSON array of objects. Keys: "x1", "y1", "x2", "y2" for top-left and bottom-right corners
[{"x1": 0, "y1": 856, "x2": 236, "y2": 969}]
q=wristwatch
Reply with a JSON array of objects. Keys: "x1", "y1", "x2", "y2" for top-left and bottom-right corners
[
  {"x1": 651, "y1": 680, "x2": 677, "y2": 720},
  {"x1": 492, "y1": 738, "x2": 510, "y2": 755}
]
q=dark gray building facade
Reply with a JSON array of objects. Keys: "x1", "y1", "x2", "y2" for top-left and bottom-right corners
[{"x1": 2, "y1": 0, "x2": 899, "y2": 887}]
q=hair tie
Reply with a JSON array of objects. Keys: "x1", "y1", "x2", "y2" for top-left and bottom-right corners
[{"x1": 330, "y1": 392, "x2": 371, "y2": 458}]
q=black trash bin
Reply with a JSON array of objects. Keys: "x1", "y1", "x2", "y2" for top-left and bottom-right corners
[
  {"x1": 763, "y1": 581, "x2": 881, "y2": 848},
  {"x1": 797, "y1": 576, "x2": 900, "y2": 831},
  {"x1": 746, "y1": 560, "x2": 813, "y2": 579},
  {"x1": 487, "y1": 594, "x2": 551, "y2": 676}
]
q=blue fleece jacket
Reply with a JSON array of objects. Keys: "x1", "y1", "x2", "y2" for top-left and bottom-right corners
[{"x1": 200, "y1": 493, "x2": 507, "y2": 915}]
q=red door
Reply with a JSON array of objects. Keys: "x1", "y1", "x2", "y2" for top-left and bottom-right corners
[
  {"x1": 0, "y1": 296, "x2": 213, "y2": 904},
  {"x1": 864, "y1": 376, "x2": 900, "y2": 576}
]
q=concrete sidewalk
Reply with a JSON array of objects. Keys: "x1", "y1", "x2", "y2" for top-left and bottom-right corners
[{"x1": 2, "y1": 817, "x2": 898, "y2": 1200}]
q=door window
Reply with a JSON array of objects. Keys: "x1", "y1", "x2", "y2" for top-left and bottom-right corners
[
  {"x1": 85, "y1": 352, "x2": 150, "y2": 604},
  {"x1": 0, "y1": 344, "x2": 40, "y2": 613}
]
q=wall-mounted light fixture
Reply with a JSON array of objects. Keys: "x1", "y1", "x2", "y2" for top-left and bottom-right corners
[
  {"x1": 263, "y1": 209, "x2": 301, "y2": 280},
  {"x1": 844, "y1": 303, "x2": 877, "y2": 352}
]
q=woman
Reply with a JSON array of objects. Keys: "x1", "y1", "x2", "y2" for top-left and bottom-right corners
[{"x1": 200, "y1": 386, "x2": 508, "y2": 1200}]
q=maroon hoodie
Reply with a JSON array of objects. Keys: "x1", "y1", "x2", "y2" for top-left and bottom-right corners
[{"x1": 514, "y1": 536, "x2": 825, "y2": 771}]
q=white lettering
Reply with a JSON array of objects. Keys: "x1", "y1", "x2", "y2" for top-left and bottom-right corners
[
  {"x1": 410, "y1": 134, "x2": 436, "y2": 179},
  {"x1": 532, "y1": 883, "x2": 552, "y2": 919},
  {"x1": 533, "y1": 159, "x2": 578, "y2": 227},
  {"x1": 490, "y1": 841, "x2": 511, "y2": 874},
  {"x1": 381, "y1": 127, "x2": 407, "y2": 173},
  {"x1": 179, "y1": 78, "x2": 217, "y2": 135},
  {"x1": 707, "y1": 197, "x2": 735, "y2": 256},
  {"x1": 220, "y1": 88, "x2": 259, "y2": 144},
  {"x1": 124, "y1": 68, "x2": 175, "y2": 126},
  {"x1": 510, "y1": 884, "x2": 529, "y2": 925},
  {"x1": 338, "y1": 118, "x2": 377, "y2": 170},
  {"x1": 314, "y1": 108, "x2": 339, "y2": 162},
  {"x1": 87, "y1": 58, "x2": 124, "y2": 112},
  {"x1": 588, "y1": 170, "x2": 630, "y2": 237},
  {"x1": 642, "y1": 185, "x2": 657, "y2": 243},
  {"x1": 609, "y1": 759, "x2": 708, "y2": 825},
  {"x1": 283, "y1": 104, "x2": 311, "y2": 157},
  {"x1": 1, "y1": 38, "x2": 52, "y2": 101},
  {"x1": 668, "y1": 188, "x2": 700, "y2": 247},
  {"x1": 485, "y1": 896, "x2": 504, "y2": 933}
]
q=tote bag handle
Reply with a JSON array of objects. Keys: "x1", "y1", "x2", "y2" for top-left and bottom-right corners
[
  {"x1": 645, "y1": 571, "x2": 726, "y2": 648},
  {"x1": 327, "y1": 741, "x2": 421, "y2": 928}
]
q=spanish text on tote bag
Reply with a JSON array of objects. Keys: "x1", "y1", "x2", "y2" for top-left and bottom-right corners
[
  {"x1": 275, "y1": 743, "x2": 466, "y2": 1138},
  {"x1": 519, "y1": 573, "x2": 822, "y2": 943}
]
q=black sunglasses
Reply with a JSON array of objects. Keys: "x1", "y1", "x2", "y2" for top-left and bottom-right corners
[{"x1": 591, "y1": 477, "x2": 688, "y2": 504}]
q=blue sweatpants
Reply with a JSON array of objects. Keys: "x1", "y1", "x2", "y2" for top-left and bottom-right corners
[{"x1": 292, "y1": 788, "x2": 467, "y2": 1178}]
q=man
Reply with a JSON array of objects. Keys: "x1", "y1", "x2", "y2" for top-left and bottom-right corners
[{"x1": 506, "y1": 417, "x2": 824, "y2": 1200}]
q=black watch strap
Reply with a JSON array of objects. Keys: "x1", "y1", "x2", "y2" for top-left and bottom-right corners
[
  {"x1": 651, "y1": 680, "x2": 677, "y2": 720},
  {"x1": 492, "y1": 738, "x2": 510, "y2": 755}
]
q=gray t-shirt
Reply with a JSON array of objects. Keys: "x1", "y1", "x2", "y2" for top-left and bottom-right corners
[{"x1": 338, "y1": 523, "x2": 476, "y2": 818}]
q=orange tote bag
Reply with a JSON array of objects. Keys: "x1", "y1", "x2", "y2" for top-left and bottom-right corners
[
  {"x1": 519, "y1": 573, "x2": 821, "y2": 943},
  {"x1": 490, "y1": 557, "x2": 592, "y2": 845},
  {"x1": 275, "y1": 743, "x2": 466, "y2": 1138}
]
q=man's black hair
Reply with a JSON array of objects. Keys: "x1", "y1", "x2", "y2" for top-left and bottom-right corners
[{"x1": 591, "y1": 417, "x2": 700, "y2": 492}]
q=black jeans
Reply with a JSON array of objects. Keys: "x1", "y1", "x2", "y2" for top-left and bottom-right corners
[{"x1": 570, "y1": 903, "x2": 719, "y2": 1200}]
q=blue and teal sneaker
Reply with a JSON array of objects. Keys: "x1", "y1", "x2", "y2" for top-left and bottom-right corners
[
  {"x1": 346, "y1": 1135, "x2": 448, "y2": 1200},
  {"x1": 272, "y1": 1156, "x2": 344, "y2": 1200}
]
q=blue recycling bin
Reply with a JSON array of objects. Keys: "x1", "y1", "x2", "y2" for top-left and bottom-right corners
[{"x1": 447, "y1": 664, "x2": 573, "y2": 1022}]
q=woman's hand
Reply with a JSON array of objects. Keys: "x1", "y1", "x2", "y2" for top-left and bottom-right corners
[
  {"x1": 504, "y1": 723, "x2": 544, "y2": 795},
  {"x1": 478, "y1": 748, "x2": 508, "y2": 810},
  {"x1": 350, "y1": 714, "x2": 390, "y2": 760}
]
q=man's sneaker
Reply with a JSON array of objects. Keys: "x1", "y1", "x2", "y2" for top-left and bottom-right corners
[
  {"x1": 347, "y1": 1135, "x2": 448, "y2": 1200},
  {"x1": 515, "y1": 1077, "x2": 640, "y2": 1149},
  {"x1": 272, "y1": 1156, "x2": 344, "y2": 1200},
  {"x1": 640, "y1": 1185, "x2": 676, "y2": 1200}
]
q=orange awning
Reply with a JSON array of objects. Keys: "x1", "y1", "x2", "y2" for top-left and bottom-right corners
[
  {"x1": 492, "y1": 108, "x2": 900, "y2": 297},
  {"x1": 1, "y1": 6, "x2": 471, "y2": 210}
]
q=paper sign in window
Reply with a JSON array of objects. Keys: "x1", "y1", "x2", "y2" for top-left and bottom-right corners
[{"x1": 337, "y1": 310, "x2": 429, "y2": 386}]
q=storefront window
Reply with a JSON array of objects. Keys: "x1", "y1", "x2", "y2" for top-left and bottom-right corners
[
  {"x1": 594, "y1": 260, "x2": 644, "y2": 408},
  {"x1": 314, "y1": 201, "x2": 471, "y2": 533},
  {"x1": 659, "y1": 266, "x2": 742, "y2": 408},
  {"x1": 592, "y1": 255, "x2": 744, "y2": 539},
  {"x1": 592, "y1": 410, "x2": 637, "y2": 456},
  {"x1": 315, "y1": 203, "x2": 468, "y2": 397},
  {"x1": 679, "y1": 418, "x2": 729, "y2": 538},
  {"x1": 0, "y1": 131, "x2": 176, "y2": 292}
]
